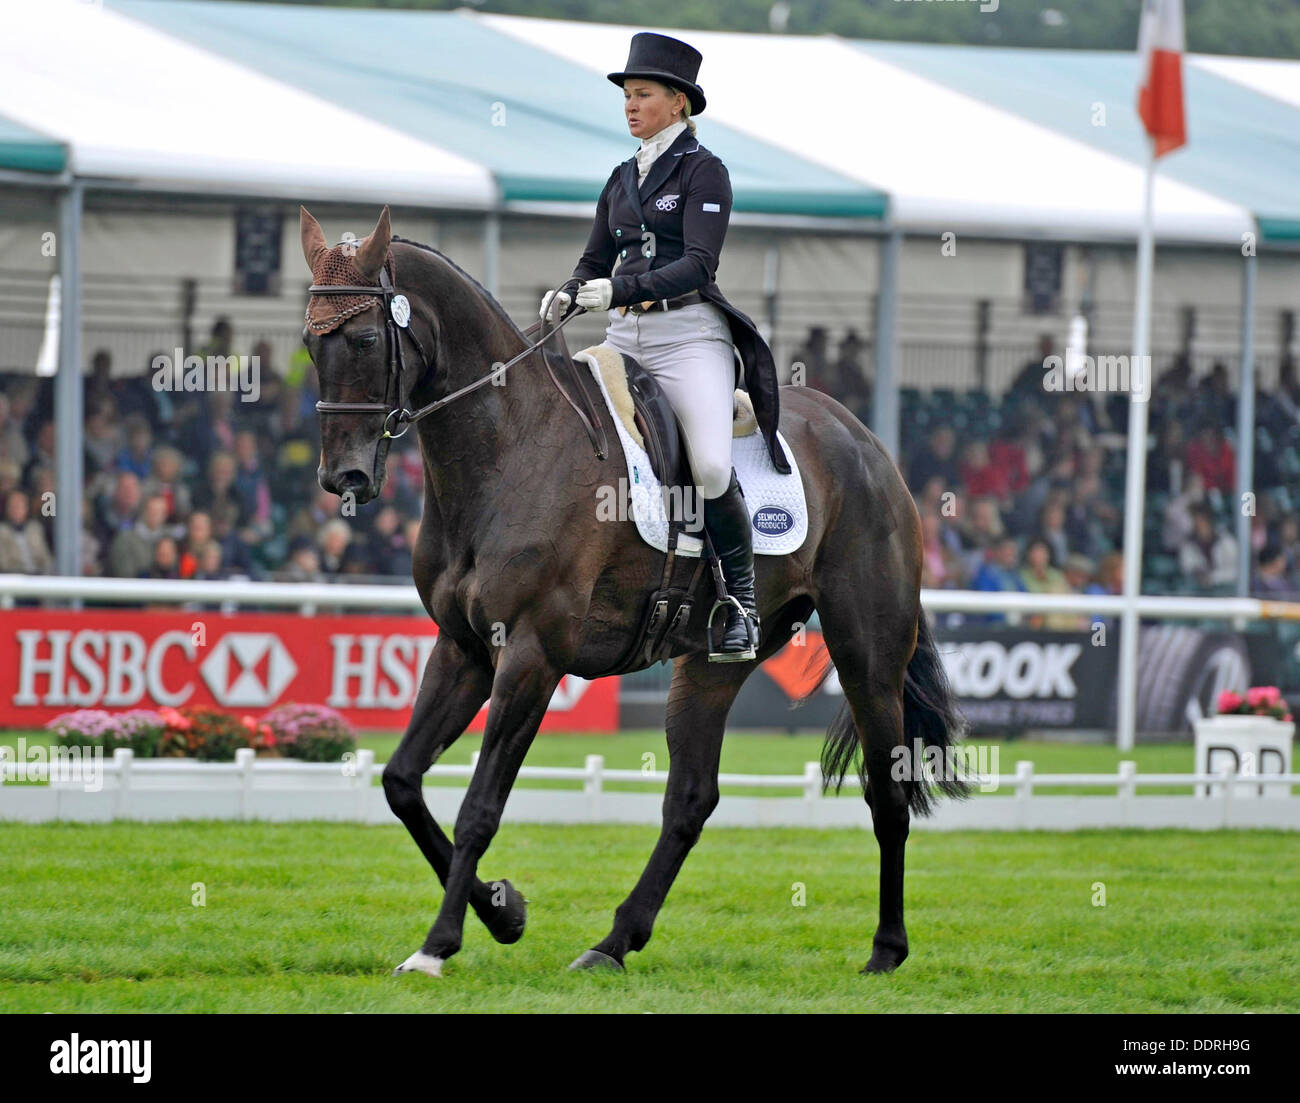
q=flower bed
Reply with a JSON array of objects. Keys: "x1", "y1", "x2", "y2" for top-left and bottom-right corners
[
  {"x1": 45, "y1": 704, "x2": 356, "y2": 763},
  {"x1": 47, "y1": 709, "x2": 166, "y2": 758},
  {"x1": 261, "y1": 704, "x2": 357, "y2": 762}
]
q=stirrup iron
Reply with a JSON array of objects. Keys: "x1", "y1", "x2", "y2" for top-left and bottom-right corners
[{"x1": 706, "y1": 594, "x2": 758, "y2": 662}]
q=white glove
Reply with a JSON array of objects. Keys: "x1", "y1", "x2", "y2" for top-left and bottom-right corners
[
  {"x1": 538, "y1": 289, "x2": 571, "y2": 320},
  {"x1": 575, "y1": 279, "x2": 613, "y2": 312}
]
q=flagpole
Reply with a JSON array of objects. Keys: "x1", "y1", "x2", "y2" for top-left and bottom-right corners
[{"x1": 1117, "y1": 143, "x2": 1156, "y2": 752}]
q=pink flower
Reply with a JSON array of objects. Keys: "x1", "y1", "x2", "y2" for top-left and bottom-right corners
[
  {"x1": 1217, "y1": 690, "x2": 1243, "y2": 714},
  {"x1": 240, "y1": 715, "x2": 258, "y2": 732},
  {"x1": 159, "y1": 706, "x2": 191, "y2": 730}
]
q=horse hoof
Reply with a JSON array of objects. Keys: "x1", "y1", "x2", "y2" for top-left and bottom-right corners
[
  {"x1": 860, "y1": 950, "x2": 907, "y2": 974},
  {"x1": 393, "y1": 951, "x2": 444, "y2": 978},
  {"x1": 479, "y1": 879, "x2": 527, "y2": 945},
  {"x1": 568, "y1": 949, "x2": 624, "y2": 973}
]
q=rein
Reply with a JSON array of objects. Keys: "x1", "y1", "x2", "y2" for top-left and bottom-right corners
[{"x1": 311, "y1": 269, "x2": 608, "y2": 461}]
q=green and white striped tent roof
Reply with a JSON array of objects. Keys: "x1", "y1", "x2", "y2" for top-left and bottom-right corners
[
  {"x1": 482, "y1": 13, "x2": 1300, "y2": 244},
  {"x1": 0, "y1": 0, "x2": 882, "y2": 220},
  {"x1": 4, "y1": 1, "x2": 1300, "y2": 242},
  {"x1": 0, "y1": 112, "x2": 65, "y2": 176}
]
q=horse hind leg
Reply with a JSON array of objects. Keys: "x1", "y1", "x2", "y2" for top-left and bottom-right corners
[{"x1": 816, "y1": 600, "x2": 916, "y2": 974}]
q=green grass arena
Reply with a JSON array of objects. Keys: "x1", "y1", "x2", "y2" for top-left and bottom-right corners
[
  {"x1": 1, "y1": 823, "x2": 1296, "y2": 1013},
  {"x1": 2, "y1": 732, "x2": 1297, "y2": 1012}
]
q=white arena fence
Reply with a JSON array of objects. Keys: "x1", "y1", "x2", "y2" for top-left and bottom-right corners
[
  {"x1": 2, "y1": 574, "x2": 1299, "y2": 830},
  {"x1": 2, "y1": 749, "x2": 1298, "y2": 830},
  {"x1": 5, "y1": 573, "x2": 1300, "y2": 623}
]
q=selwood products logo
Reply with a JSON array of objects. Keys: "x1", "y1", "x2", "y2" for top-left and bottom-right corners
[{"x1": 752, "y1": 506, "x2": 794, "y2": 536}]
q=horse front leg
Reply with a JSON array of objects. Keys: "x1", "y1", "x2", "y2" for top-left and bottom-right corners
[
  {"x1": 394, "y1": 636, "x2": 562, "y2": 978},
  {"x1": 381, "y1": 634, "x2": 528, "y2": 950}
]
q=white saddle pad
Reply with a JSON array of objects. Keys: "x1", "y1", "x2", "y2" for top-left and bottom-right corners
[{"x1": 573, "y1": 346, "x2": 808, "y2": 557}]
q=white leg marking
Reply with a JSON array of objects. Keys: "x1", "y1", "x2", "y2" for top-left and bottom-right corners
[{"x1": 393, "y1": 951, "x2": 443, "y2": 978}]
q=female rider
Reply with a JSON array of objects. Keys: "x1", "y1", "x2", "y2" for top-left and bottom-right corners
[{"x1": 541, "y1": 32, "x2": 790, "y2": 661}]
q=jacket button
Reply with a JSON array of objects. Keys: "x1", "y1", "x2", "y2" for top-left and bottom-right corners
[
  {"x1": 621, "y1": 249, "x2": 627, "y2": 258},
  {"x1": 640, "y1": 223, "x2": 646, "y2": 230},
  {"x1": 615, "y1": 229, "x2": 622, "y2": 236}
]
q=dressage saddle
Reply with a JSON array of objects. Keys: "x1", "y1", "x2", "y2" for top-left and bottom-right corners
[
  {"x1": 522, "y1": 309, "x2": 709, "y2": 676},
  {"x1": 621, "y1": 355, "x2": 691, "y2": 492}
]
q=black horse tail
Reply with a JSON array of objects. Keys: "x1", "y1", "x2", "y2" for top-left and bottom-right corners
[{"x1": 816, "y1": 610, "x2": 971, "y2": 817}]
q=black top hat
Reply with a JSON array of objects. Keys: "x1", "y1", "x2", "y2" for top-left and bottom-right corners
[{"x1": 607, "y1": 32, "x2": 706, "y2": 116}]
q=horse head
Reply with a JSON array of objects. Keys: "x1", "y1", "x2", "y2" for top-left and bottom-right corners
[{"x1": 300, "y1": 205, "x2": 418, "y2": 505}]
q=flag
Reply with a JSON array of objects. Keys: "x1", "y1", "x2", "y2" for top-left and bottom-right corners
[{"x1": 1137, "y1": 0, "x2": 1187, "y2": 157}]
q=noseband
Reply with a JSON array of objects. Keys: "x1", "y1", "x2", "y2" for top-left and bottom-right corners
[{"x1": 310, "y1": 267, "x2": 607, "y2": 488}]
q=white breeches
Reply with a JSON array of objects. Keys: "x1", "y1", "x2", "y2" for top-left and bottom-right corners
[{"x1": 602, "y1": 302, "x2": 737, "y2": 499}]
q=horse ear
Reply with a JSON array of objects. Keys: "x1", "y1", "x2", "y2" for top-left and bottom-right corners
[
  {"x1": 300, "y1": 206, "x2": 328, "y2": 271},
  {"x1": 356, "y1": 206, "x2": 392, "y2": 279}
]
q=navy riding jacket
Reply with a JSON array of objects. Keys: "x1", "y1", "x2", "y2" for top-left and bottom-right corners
[{"x1": 565, "y1": 125, "x2": 790, "y2": 475}]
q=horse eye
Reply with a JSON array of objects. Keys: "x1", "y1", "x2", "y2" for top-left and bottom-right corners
[{"x1": 357, "y1": 333, "x2": 378, "y2": 350}]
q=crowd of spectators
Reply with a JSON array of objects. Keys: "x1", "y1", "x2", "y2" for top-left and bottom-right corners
[
  {"x1": 779, "y1": 325, "x2": 1300, "y2": 606},
  {"x1": 0, "y1": 319, "x2": 424, "y2": 583},
  {"x1": 4, "y1": 320, "x2": 1300, "y2": 604},
  {"x1": 897, "y1": 345, "x2": 1300, "y2": 606}
]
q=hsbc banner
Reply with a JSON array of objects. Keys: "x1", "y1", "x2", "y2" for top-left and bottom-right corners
[{"x1": 0, "y1": 611, "x2": 617, "y2": 731}]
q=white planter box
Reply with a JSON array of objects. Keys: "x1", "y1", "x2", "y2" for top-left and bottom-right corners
[{"x1": 1193, "y1": 715, "x2": 1295, "y2": 798}]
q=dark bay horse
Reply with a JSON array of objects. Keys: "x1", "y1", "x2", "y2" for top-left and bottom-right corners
[{"x1": 299, "y1": 206, "x2": 967, "y2": 978}]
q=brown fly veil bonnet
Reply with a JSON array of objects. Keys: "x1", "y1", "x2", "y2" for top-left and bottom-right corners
[{"x1": 305, "y1": 239, "x2": 396, "y2": 334}]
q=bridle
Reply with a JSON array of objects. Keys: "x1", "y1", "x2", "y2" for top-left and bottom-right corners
[{"x1": 310, "y1": 265, "x2": 607, "y2": 486}]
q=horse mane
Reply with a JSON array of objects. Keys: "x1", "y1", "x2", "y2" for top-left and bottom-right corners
[{"x1": 391, "y1": 234, "x2": 530, "y2": 343}]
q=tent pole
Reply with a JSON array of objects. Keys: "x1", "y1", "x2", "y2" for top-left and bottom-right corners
[
  {"x1": 762, "y1": 241, "x2": 780, "y2": 359},
  {"x1": 1235, "y1": 249, "x2": 1257, "y2": 597},
  {"x1": 54, "y1": 178, "x2": 84, "y2": 579},
  {"x1": 1117, "y1": 148, "x2": 1156, "y2": 753},
  {"x1": 872, "y1": 228, "x2": 901, "y2": 460},
  {"x1": 483, "y1": 209, "x2": 500, "y2": 300}
]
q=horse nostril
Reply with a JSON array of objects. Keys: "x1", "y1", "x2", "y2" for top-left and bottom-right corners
[
  {"x1": 337, "y1": 469, "x2": 370, "y2": 496},
  {"x1": 319, "y1": 468, "x2": 369, "y2": 498}
]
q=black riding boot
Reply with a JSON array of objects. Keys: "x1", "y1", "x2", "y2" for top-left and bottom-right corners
[{"x1": 702, "y1": 469, "x2": 759, "y2": 662}]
